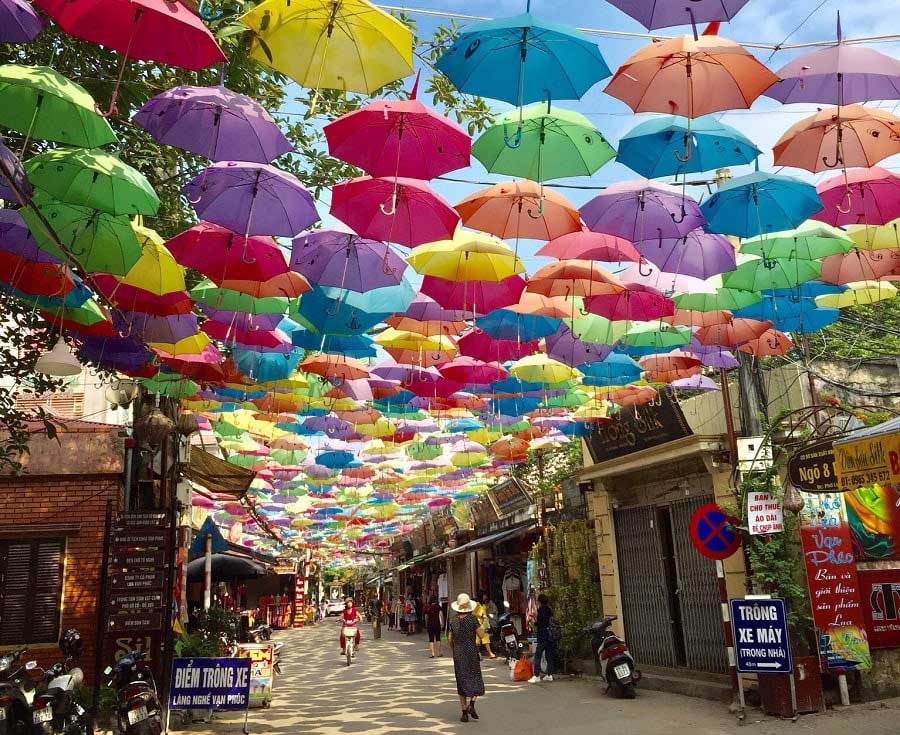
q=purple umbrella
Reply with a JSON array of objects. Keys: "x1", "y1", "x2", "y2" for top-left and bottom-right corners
[
  {"x1": 183, "y1": 162, "x2": 319, "y2": 237},
  {"x1": 765, "y1": 15, "x2": 900, "y2": 105},
  {"x1": 196, "y1": 304, "x2": 284, "y2": 332},
  {"x1": 544, "y1": 324, "x2": 615, "y2": 367},
  {"x1": 133, "y1": 85, "x2": 293, "y2": 163},
  {"x1": 399, "y1": 293, "x2": 465, "y2": 323},
  {"x1": 605, "y1": 0, "x2": 750, "y2": 29},
  {"x1": 0, "y1": 209, "x2": 59, "y2": 262},
  {"x1": 0, "y1": 138, "x2": 31, "y2": 204},
  {"x1": 671, "y1": 373, "x2": 720, "y2": 391},
  {"x1": 635, "y1": 228, "x2": 736, "y2": 280},
  {"x1": 303, "y1": 414, "x2": 353, "y2": 438},
  {"x1": 290, "y1": 229, "x2": 406, "y2": 292},
  {"x1": 618, "y1": 261, "x2": 714, "y2": 295},
  {"x1": 580, "y1": 180, "x2": 705, "y2": 241},
  {"x1": 114, "y1": 311, "x2": 199, "y2": 343},
  {"x1": 76, "y1": 335, "x2": 154, "y2": 373},
  {"x1": 0, "y1": 0, "x2": 42, "y2": 43}
]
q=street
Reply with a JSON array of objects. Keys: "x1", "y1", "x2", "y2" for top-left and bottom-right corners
[{"x1": 177, "y1": 618, "x2": 900, "y2": 735}]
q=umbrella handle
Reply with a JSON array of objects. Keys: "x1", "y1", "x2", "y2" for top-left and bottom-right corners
[
  {"x1": 670, "y1": 205, "x2": 687, "y2": 224},
  {"x1": 673, "y1": 132, "x2": 692, "y2": 163},
  {"x1": 503, "y1": 126, "x2": 523, "y2": 149},
  {"x1": 836, "y1": 186, "x2": 853, "y2": 214},
  {"x1": 526, "y1": 196, "x2": 545, "y2": 220},
  {"x1": 767, "y1": 337, "x2": 780, "y2": 349},
  {"x1": 380, "y1": 186, "x2": 398, "y2": 216},
  {"x1": 637, "y1": 259, "x2": 654, "y2": 277}
]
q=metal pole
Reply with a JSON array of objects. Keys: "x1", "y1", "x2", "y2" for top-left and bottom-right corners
[
  {"x1": 89, "y1": 499, "x2": 113, "y2": 734},
  {"x1": 788, "y1": 672, "x2": 799, "y2": 721},
  {"x1": 204, "y1": 534, "x2": 212, "y2": 610},
  {"x1": 719, "y1": 369, "x2": 739, "y2": 464}
]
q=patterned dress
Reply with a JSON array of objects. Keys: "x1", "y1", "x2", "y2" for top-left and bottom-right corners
[{"x1": 450, "y1": 613, "x2": 486, "y2": 698}]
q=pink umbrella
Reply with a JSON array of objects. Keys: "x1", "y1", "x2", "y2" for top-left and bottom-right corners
[
  {"x1": 671, "y1": 374, "x2": 720, "y2": 391},
  {"x1": 819, "y1": 249, "x2": 900, "y2": 284},
  {"x1": 457, "y1": 330, "x2": 538, "y2": 363},
  {"x1": 421, "y1": 274, "x2": 526, "y2": 314},
  {"x1": 618, "y1": 261, "x2": 714, "y2": 295},
  {"x1": 812, "y1": 167, "x2": 900, "y2": 226},
  {"x1": 330, "y1": 176, "x2": 459, "y2": 247},
  {"x1": 584, "y1": 283, "x2": 675, "y2": 321},
  {"x1": 438, "y1": 356, "x2": 508, "y2": 384},
  {"x1": 536, "y1": 228, "x2": 641, "y2": 263}
]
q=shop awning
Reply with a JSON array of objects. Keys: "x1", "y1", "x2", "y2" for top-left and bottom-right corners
[
  {"x1": 394, "y1": 551, "x2": 436, "y2": 572},
  {"x1": 833, "y1": 415, "x2": 900, "y2": 445},
  {"x1": 439, "y1": 522, "x2": 538, "y2": 558},
  {"x1": 185, "y1": 448, "x2": 254, "y2": 499}
]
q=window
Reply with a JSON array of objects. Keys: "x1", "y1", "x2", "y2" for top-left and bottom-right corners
[{"x1": 0, "y1": 539, "x2": 64, "y2": 645}]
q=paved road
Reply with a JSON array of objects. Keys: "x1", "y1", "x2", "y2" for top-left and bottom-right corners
[{"x1": 179, "y1": 618, "x2": 900, "y2": 735}]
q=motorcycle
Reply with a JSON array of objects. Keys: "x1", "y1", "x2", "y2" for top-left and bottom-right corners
[
  {"x1": 247, "y1": 622, "x2": 272, "y2": 643},
  {"x1": 342, "y1": 624, "x2": 358, "y2": 667},
  {"x1": 104, "y1": 651, "x2": 162, "y2": 735},
  {"x1": 31, "y1": 629, "x2": 90, "y2": 735},
  {"x1": 497, "y1": 602, "x2": 524, "y2": 663},
  {"x1": 584, "y1": 616, "x2": 640, "y2": 698},
  {"x1": 0, "y1": 648, "x2": 36, "y2": 735}
]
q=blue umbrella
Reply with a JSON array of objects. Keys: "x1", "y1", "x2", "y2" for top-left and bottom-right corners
[
  {"x1": 733, "y1": 294, "x2": 840, "y2": 333},
  {"x1": 768, "y1": 282, "x2": 847, "y2": 300},
  {"x1": 578, "y1": 353, "x2": 642, "y2": 385},
  {"x1": 617, "y1": 115, "x2": 760, "y2": 178},
  {"x1": 233, "y1": 347, "x2": 301, "y2": 382},
  {"x1": 291, "y1": 329, "x2": 376, "y2": 358},
  {"x1": 701, "y1": 171, "x2": 823, "y2": 238},
  {"x1": 476, "y1": 307, "x2": 561, "y2": 340},
  {"x1": 316, "y1": 450, "x2": 355, "y2": 469},
  {"x1": 447, "y1": 417, "x2": 483, "y2": 432},
  {"x1": 320, "y1": 279, "x2": 415, "y2": 314},
  {"x1": 435, "y1": 7, "x2": 610, "y2": 108},
  {"x1": 292, "y1": 286, "x2": 391, "y2": 336}
]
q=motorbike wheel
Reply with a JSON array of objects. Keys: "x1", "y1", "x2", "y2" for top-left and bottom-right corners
[
  {"x1": 126, "y1": 718, "x2": 162, "y2": 735},
  {"x1": 345, "y1": 646, "x2": 352, "y2": 666},
  {"x1": 620, "y1": 683, "x2": 636, "y2": 699}
]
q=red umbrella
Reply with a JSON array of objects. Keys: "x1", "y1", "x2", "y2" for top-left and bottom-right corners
[
  {"x1": 812, "y1": 167, "x2": 900, "y2": 226},
  {"x1": 330, "y1": 176, "x2": 459, "y2": 247},
  {"x1": 457, "y1": 330, "x2": 538, "y2": 362},
  {"x1": 584, "y1": 283, "x2": 674, "y2": 321},
  {"x1": 421, "y1": 274, "x2": 526, "y2": 314},
  {"x1": 819, "y1": 249, "x2": 900, "y2": 284},
  {"x1": 536, "y1": 228, "x2": 641, "y2": 263},
  {"x1": 639, "y1": 351, "x2": 702, "y2": 374},
  {"x1": 438, "y1": 356, "x2": 508, "y2": 384},
  {"x1": 0, "y1": 251, "x2": 77, "y2": 296},
  {"x1": 92, "y1": 274, "x2": 193, "y2": 315}
]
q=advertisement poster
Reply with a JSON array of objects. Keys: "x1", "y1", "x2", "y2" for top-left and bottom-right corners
[
  {"x1": 747, "y1": 491, "x2": 784, "y2": 535},
  {"x1": 237, "y1": 644, "x2": 274, "y2": 708},
  {"x1": 799, "y1": 493, "x2": 872, "y2": 671},
  {"x1": 168, "y1": 657, "x2": 250, "y2": 711},
  {"x1": 845, "y1": 484, "x2": 900, "y2": 562},
  {"x1": 858, "y1": 568, "x2": 900, "y2": 649}
]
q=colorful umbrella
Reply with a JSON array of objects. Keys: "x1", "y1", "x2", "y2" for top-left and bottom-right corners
[
  {"x1": 439, "y1": 357, "x2": 507, "y2": 385},
  {"x1": 536, "y1": 228, "x2": 640, "y2": 263},
  {"x1": 290, "y1": 229, "x2": 406, "y2": 292},
  {"x1": 457, "y1": 330, "x2": 538, "y2": 363},
  {"x1": 635, "y1": 228, "x2": 736, "y2": 280},
  {"x1": 543, "y1": 324, "x2": 614, "y2": 366},
  {"x1": 331, "y1": 176, "x2": 458, "y2": 248},
  {"x1": 527, "y1": 260, "x2": 624, "y2": 298},
  {"x1": 421, "y1": 274, "x2": 526, "y2": 315},
  {"x1": 737, "y1": 329, "x2": 793, "y2": 356},
  {"x1": 0, "y1": 0, "x2": 42, "y2": 43},
  {"x1": 695, "y1": 318, "x2": 773, "y2": 347},
  {"x1": 509, "y1": 354, "x2": 580, "y2": 384},
  {"x1": 819, "y1": 249, "x2": 899, "y2": 285},
  {"x1": 184, "y1": 162, "x2": 319, "y2": 237},
  {"x1": 740, "y1": 222, "x2": 853, "y2": 260},
  {"x1": 622, "y1": 322, "x2": 691, "y2": 349},
  {"x1": 674, "y1": 287, "x2": 762, "y2": 312},
  {"x1": 190, "y1": 279, "x2": 289, "y2": 315},
  {"x1": 133, "y1": 85, "x2": 293, "y2": 164},
  {"x1": 811, "y1": 167, "x2": 900, "y2": 226},
  {"x1": 407, "y1": 231, "x2": 524, "y2": 282},
  {"x1": 814, "y1": 280, "x2": 897, "y2": 308},
  {"x1": 605, "y1": 0, "x2": 750, "y2": 30},
  {"x1": 722, "y1": 256, "x2": 822, "y2": 291},
  {"x1": 584, "y1": 283, "x2": 675, "y2": 321},
  {"x1": 847, "y1": 220, "x2": 900, "y2": 251},
  {"x1": 119, "y1": 241, "x2": 186, "y2": 295}
]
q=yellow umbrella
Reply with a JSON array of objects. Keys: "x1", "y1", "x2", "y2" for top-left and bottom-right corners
[
  {"x1": 509, "y1": 354, "x2": 581, "y2": 384},
  {"x1": 847, "y1": 220, "x2": 900, "y2": 250},
  {"x1": 239, "y1": 0, "x2": 413, "y2": 99},
  {"x1": 407, "y1": 230, "x2": 525, "y2": 282},
  {"x1": 149, "y1": 332, "x2": 211, "y2": 355},
  {"x1": 355, "y1": 417, "x2": 395, "y2": 437},
  {"x1": 131, "y1": 218, "x2": 164, "y2": 248},
  {"x1": 815, "y1": 281, "x2": 898, "y2": 308},
  {"x1": 120, "y1": 242, "x2": 185, "y2": 294},
  {"x1": 373, "y1": 328, "x2": 456, "y2": 353}
]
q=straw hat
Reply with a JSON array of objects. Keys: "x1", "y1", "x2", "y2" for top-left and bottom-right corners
[{"x1": 451, "y1": 592, "x2": 477, "y2": 613}]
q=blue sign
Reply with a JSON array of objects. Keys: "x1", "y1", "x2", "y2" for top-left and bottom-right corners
[
  {"x1": 169, "y1": 657, "x2": 251, "y2": 711},
  {"x1": 730, "y1": 598, "x2": 792, "y2": 674}
]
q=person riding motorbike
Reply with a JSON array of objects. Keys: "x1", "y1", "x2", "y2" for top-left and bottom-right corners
[{"x1": 339, "y1": 598, "x2": 361, "y2": 655}]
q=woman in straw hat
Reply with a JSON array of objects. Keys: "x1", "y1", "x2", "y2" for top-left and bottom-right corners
[{"x1": 448, "y1": 593, "x2": 486, "y2": 722}]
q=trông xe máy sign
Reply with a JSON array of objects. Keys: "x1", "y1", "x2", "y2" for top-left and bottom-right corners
[{"x1": 169, "y1": 657, "x2": 251, "y2": 711}]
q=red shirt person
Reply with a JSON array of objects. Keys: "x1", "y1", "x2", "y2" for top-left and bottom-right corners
[{"x1": 340, "y1": 598, "x2": 361, "y2": 653}]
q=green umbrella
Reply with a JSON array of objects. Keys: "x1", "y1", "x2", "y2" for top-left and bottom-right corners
[
  {"x1": 740, "y1": 221, "x2": 853, "y2": 260},
  {"x1": 565, "y1": 313, "x2": 628, "y2": 345},
  {"x1": 0, "y1": 65, "x2": 116, "y2": 148},
  {"x1": 212, "y1": 418, "x2": 247, "y2": 439},
  {"x1": 674, "y1": 287, "x2": 763, "y2": 312},
  {"x1": 21, "y1": 192, "x2": 142, "y2": 275},
  {"x1": 543, "y1": 388, "x2": 590, "y2": 408},
  {"x1": 26, "y1": 149, "x2": 159, "y2": 216},
  {"x1": 140, "y1": 373, "x2": 198, "y2": 399},
  {"x1": 270, "y1": 448, "x2": 308, "y2": 464},
  {"x1": 623, "y1": 323, "x2": 691, "y2": 348},
  {"x1": 472, "y1": 104, "x2": 615, "y2": 182},
  {"x1": 46, "y1": 299, "x2": 109, "y2": 327},
  {"x1": 722, "y1": 257, "x2": 822, "y2": 291},
  {"x1": 190, "y1": 279, "x2": 289, "y2": 314}
]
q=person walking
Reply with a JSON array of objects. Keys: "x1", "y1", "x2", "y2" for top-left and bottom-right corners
[
  {"x1": 424, "y1": 595, "x2": 444, "y2": 658},
  {"x1": 448, "y1": 593, "x2": 485, "y2": 723},
  {"x1": 529, "y1": 593, "x2": 557, "y2": 683},
  {"x1": 474, "y1": 592, "x2": 497, "y2": 659}
]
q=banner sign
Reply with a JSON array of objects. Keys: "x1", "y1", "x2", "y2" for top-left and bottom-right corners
[
  {"x1": 747, "y1": 491, "x2": 784, "y2": 536},
  {"x1": 799, "y1": 493, "x2": 872, "y2": 671},
  {"x1": 787, "y1": 440, "x2": 838, "y2": 493},
  {"x1": 858, "y1": 568, "x2": 900, "y2": 649},
  {"x1": 730, "y1": 598, "x2": 792, "y2": 673},
  {"x1": 168, "y1": 657, "x2": 251, "y2": 711},
  {"x1": 834, "y1": 437, "x2": 895, "y2": 491},
  {"x1": 237, "y1": 644, "x2": 274, "y2": 708}
]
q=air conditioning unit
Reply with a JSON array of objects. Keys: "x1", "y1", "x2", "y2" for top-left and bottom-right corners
[{"x1": 736, "y1": 436, "x2": 773, "y2": 471}]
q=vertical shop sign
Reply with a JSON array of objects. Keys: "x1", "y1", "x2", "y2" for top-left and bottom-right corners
[
  {"x1": 747, "y1": 491, "x2": 784, "y2": 535},
  {"x1": 293, "y1": 570, "x2": 305, "y2": 628},
  {"x1": 857, "y1": 569, "x2": 900, "y2": 649},
  {"x1": 799, "y1": 493, "x2": 872, "y2": 671}
]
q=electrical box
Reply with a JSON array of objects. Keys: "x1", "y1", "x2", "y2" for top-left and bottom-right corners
[{"x1": 736, "y1": 436, "x2": 773, "y2": 471}]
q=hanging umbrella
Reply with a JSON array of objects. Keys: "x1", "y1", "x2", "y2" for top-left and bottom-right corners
[
  {"x1": 324, "y1": 92, "x2": 470, "y2": 179},
  {"x1": 509, "y1": 354, "x2": 580, "y2": 384},
  {"x1": 115, "y1": 311, "x2": 198, "y2": 344},
  {"x1": 764, "y1": 14, "x2": 900, "y2": 105},
  {"x1": 475, "y1": 294, "x2": 566, "y2": 341},
  {"x1": 472, "y1": 104, "x2": 614, "y2": 181},
  {"x1": 385, "y1": 315, "x2": 466, "y2": 337},
  {"x1": 290, "y1": 229, "x2": 406, "y2": 292},
  {"x1": 301, "y1": 354, "x2": 369, "y2": 383},
  {"x1": 635, "y1": 228, "x2": 736, "y2": 280},
  {"x1": 439, "y1": 357, "x2": 508, "y2": 385},
  {"x1": 584, "y1": 283, "x2": 675, "y2": 321},
  {"x1": 420, "y1": 274, "x2": 526, "y2": 315},
  {"x1": 617, "y1": 260, "x2": 712, "y2": 296},
  {"x1": 811, "y1": 167, "x2": 900, "y2": 227},
  {"x1": 622, "y1": 322, "x2": 691, "y2": 349},
  {"x1": 133, "y1": 85, "x2": 293, "y2": 164},
  {"x1": 722, "y1": 256, "x2": 822, "y2": 291},
  {"x1": 455, "y1": 179, "x2": 581, "y2": 241},
  {"x1": 407, "y1": 231, "x2": 524, "y2": 282},
  {"x1": 457, "y1": 330, "x2": 537, "y2": 363},
  {"x1": 737, "y1": 329, "x2": 793, "y2": 357},
  {"x1": 0, "y1": 64, "x2": 115, "y2": 147},
  {"x1": 0, "y1": 251, "x2": 76, "y2": 297},
  {"x1": 0, "y1": 137, "x2": 30, "y2": 204},
  {"x1": 527, "y1": 260, "x2": 624, "y2": 298},
  {"x1": 674, "y1": 287, "x2": 762, "y2": 312},
  {"x1": 580, "y1": 179, "x2": 705, "y2": 241},
  {"x1": 701, "y1": 171, "x2": 823, "y2": 238},
  {"x1": 184, "y1": 162, "x2": 319, "y2": 238},
  {"x1": 536, "y1": 228, "x2": 640, "y2": 263},
  {"x1": 617, "y1": 114, "x2": 759, "y2": 178},
  {"x1": 605, "y1": 0, "x2": 750, "y2": 30},
  {"x1": 671, "y1": 374, "x2": 720, "y2": 392},
  {"x1": 695, "y1": 318, "x2": 773, "y2": 347},
  {"x1": 543, "y1": 324, "x2": 614, "y2": 366},
  {"x1": 740, "y1": 221, "x2": 853, "y2": 260},
  {"x1": 663, "y1": 308, "x2": 733, "y2": 328},
  {"x1": 814, "y1": 280, "x2": 897, "y2": 308},
  {"x1": 848, "y1": 219, "x2": 900, "y2": 251},
  {"x1": 0, "y1": 209, "x2": 57, "y2": 263},
  {"x1": 25, "y1": 148, "x2": 158, "y2": 216},
  {"x1": 0, "y1": 0, "x2": 42, "y2": 42},
  {"x1": 733, "y1": 295, "x2": 840, "y2": 334},
  {"x1": 119, "y1": 241, "x2": 185, "y2": 295},
  {"x1": 330, "y1": 176, "x2": 458, "y2": 248},
  {"x1": 819, "y1": 249, "x2": 899, "y2": 285},
  {"x1": 34, "y1": 0, "x2": 225, "y2": 71},
  {"x1": 190, "y1": 279, "x2": 289, "y2": 315},
  {"x1": 773, "y1": 105, "x2": 900, "y2": 173},
  {"x1": 435, "y1": 9, "x2": 610, "y2": 107},
  {"x1": 565, "y1": 313, "x2": 629, "y2": 346},
  {"x1": 239, "y1": 0, "x2": 413, "y2": 98}
]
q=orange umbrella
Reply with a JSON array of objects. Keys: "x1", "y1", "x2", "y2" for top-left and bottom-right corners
[
  {"x1": 490, "y1": 436, "x2": 529, "y2": 460},
  {"x1": 300, "y1": 354, "x2": 369, "y2": 382},
  {"x1": 696, "y1": 318, "x2": 773, "y2": 347},
  {"x1": 645, "y1": 366, "x2": 702, "y2": 383},
  {"x1": 384, "y1": 315, "x2": 467, "y2": 336},
  {"x1": 662, "y1": 309, "x2": 733, "y2": 328},
  {"x1": 609, "y1": 385, "x2": 658, "y2": 406},
  {"x1": 527, "y1": 260, "x2": 624, "y2": 298},
  {"x1": 505, "y1": 292, "x2": 572, "y2": 318},
  {"x1": 773, "y1": 105, "x2": 900, "y2": 173},
  {"x1": 738, "y1": 329, "x2": 793, "y2": 356},
  {"x1": 454, "y1": 180, "x2": 581, "y2": 241},
  {"x1": 639, "y1": 351, "x2": 702, "y2": 373},
  {"x1": 219, "y1": 271, "x2": 310, "y2": 298},
  {"x1": 819, "y1": 249, "x2": 900, "y2": 285}
]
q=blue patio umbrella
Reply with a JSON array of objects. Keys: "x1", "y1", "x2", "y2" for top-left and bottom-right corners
[
  {"x1": 291, "y1": 328, "x2": 376, "y2": 358},
  {"x1": 701, "y1": 171, "x2": 823, "y2": 238},
  {"x1": 617, "y1": 115, "x2": 760, "y2": 178},
  {"x1": 435, "y1": 8, "x2": 611, "y2": 108},
  {"x1": 317, "y1": 450, "x2": 355, "y2": 469},
  {"x1": 578, "y1": 353, "x2": 642, "y2": 384},
  {"x1": 233, "y1": 347, "x2": 301, "y2": 382},
  {"x1": 292, "y1": 286, "x2": 391, "y2": 336},
  {"x1": 476, "y1": 307, "x2": 561, "y2": 340}
]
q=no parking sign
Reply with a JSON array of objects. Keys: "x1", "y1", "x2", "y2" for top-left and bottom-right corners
[{"x1": 689, "y1": 503, "x2": 741, "y2": 560}]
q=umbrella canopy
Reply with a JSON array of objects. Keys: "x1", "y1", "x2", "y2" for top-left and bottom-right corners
[
  {"x1": 536, "y1": 228, "x2": 640, "y2": 263},
  {"x1": 722, "y1": 256, "x2": 822, "y2": 291},
  {"x1": 584, "y1": 283, "x2": 675, "y2": 321},
  {"x1": 695, "y1": 318, "x2": 773, "y2": 347},
  {"x1": 324, "y1": 96, "x2": 470, "y2": 179},
  {"x1": 421, "y1": 274, "x2": 525, "y2": 314},
  {"x1": 184, "y1": 162, "x2": 319, "y2": 237},
  {"x1": 455, "y1": 179, "x2": 581, "y2": 241},
  {"x1": 527, "y1": 260, "x2": 624, "y2": 298},
  {"x1": 605, "y1": 33, "x2": 778, "y2": 118},
  {"x1": 472, "y1": 104, "x2": 614, "y2": 182},
  {"x1": 290, "y1": 229, "x2": 406, "y2": 292},
  {"x1": 435, "y1": 12, "x2": 610, "y2": 106},
  {"x1": 407, "y1": 231, "x2": 524, "y2": 282},
  {"x1": 773, "y1": 105, "x2": 900, "y2": 172},
  {"x1": 0, "y1": 136, "x2": 30, "y2": 204},
  {"x1": 737, "y1": 329, "x2": 793, "y2": 356},
  {"x1": 457, "y1": 330, "x2": 538, "y2": 362},
  {"x1": 605, "y1": 0, "x2": 751, "y2": 30},
  {"x1": 133, "y1": 85, "x2": 293, "y2": 164},
  {"x1": 701, "y1": 171, "x2": 823, "y2": 237},
  {"x1": 544, "y1": 324, "x2": 614, "y2": 366},
  {"x1": 635, "y1": 228, "x2": 736, "y2": 280},
  {"x1": 0, "y1": 64, "x2": 115, "y2": 147},
  {"x1": 812, "y1": 167, "x2": 900, "y2": 226},
  {"x1": 740, "y1": 222, "x2": 853, "y2": 260},
  {"x1": 186, "y1": 553, "x2": 267, "y2": 582},
  {"x1": 331, "y1": 176, "x2": 458, "y2": 248},
  {"x1": 0, "y1": 0, "x2": 42, "y2": 43},
  {"x1": 848, "y1": 220, "x2": 900, "y2": 251},
  {"x1": 34, "y1": 0, "x2": 226, "y2": 70},
  {"x1": 674, "y1": 286, "x2": 762, "y2": 312},
  {"x1": 120, "y1": 241, "x2": 186, "y2": 295},
  {"x1": 25, "y1": 148, "x2": 158, "y2": 216},
  {"x1": 617, "y1": 114, "x2": 760, "y2": 178},
  {"x1": 819, "y1": 249, "x2": 899, "y2": 285},
  {"x1": 439, "y1": 357, "x2": 507, "y2": 385},
  {"x1": 239, "y1": 0, "x2": 413, "y2": 95},
  {"x1": 815, "y1": 280, "x2": 897, "y2": 308}
]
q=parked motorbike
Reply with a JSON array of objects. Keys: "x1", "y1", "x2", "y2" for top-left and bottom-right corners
[
  {"x1": 30, "y1": 630, "x2": 90, "y2": 735},
  {"x1": 104, "y1": 650, "x2": 161, "y2": 735},
  {"x1": 247, "y1": 622, "x2": 272, "y2": 643},
  {"x1": 497, "y1": 602, "x2": 524, "y2": 663},
  {"x1": 271, "y1": 642, "x2": 284, "y2": 676},
  {"x1": 584, "y1": 616, "x2": 640, "y2": 698},
  {"x1": 0, "y1": 648, "x2": 36, "y2": 735}
]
